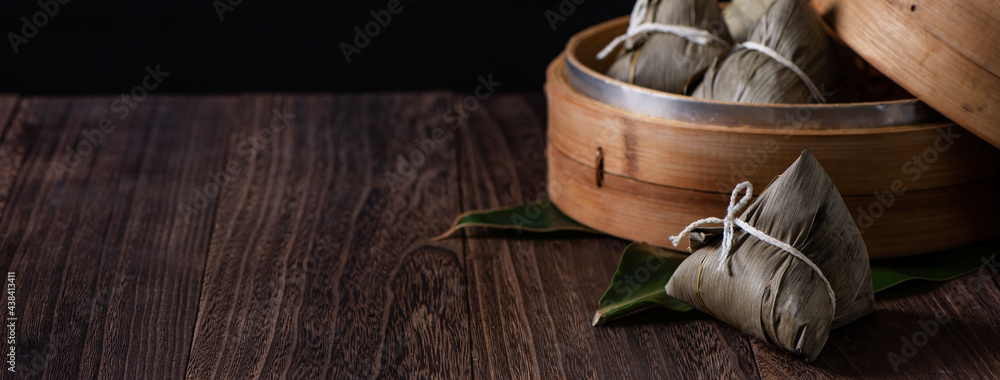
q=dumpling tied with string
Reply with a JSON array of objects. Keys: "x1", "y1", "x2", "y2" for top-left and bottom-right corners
[
  {"x1": 601, "y1": 0, "x2": 733, "y2": 94},
  {"x1": 664, "y1": 150, "x2": 874, "y2": 362},
  {"x1": 691, "y1": 0, "x2": 842, "y2": 103}
]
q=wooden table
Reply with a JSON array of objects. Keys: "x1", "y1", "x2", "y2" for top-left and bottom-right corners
[{"x1": 0, "y1": 93, "x2": 998, "y2": 379}]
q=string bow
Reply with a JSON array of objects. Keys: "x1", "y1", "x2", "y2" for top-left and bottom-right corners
[{"x1": 668, "y1": 181, "x2": 829, "y2": 287}]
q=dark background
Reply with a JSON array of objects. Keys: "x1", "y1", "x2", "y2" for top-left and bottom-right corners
[{"x1": 0, "y1": 0, "x2": 633, "y2": 94}]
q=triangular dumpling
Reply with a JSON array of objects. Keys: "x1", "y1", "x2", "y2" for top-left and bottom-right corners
[
  {"x1": 604, "y1": 0, "x2": 733, "y2": 93},
  {"x1": 692, "y1": 0, "x2": 842, "y2": 103},
  {"x1": 665, "y1": 150, "x2": 874, "y2": 361}
]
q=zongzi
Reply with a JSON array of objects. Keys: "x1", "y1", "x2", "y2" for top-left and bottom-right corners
[
  {"x1": 692, "y1": 0, "x2": 842, "y2": 103},
  {"x1": 665, "y1": 150, "x2": 875, "y2": 361},
  {"x1": 599, "y1": 0, "x2": 733, "y2": 94},
  {"x1": 722, "y1": 0, "x2": 777, "y2": 43}
]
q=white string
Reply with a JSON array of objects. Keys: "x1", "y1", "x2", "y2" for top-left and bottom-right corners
[
  {"x1": 669, "y1": 181, "x2": 753, "y2": 273},
  {"x1": 668, "y1": 181, "x2": 836, "y2": 318},
  {"x1": 738, "y1": 42, "x2": 827, "y2": 103},
  {"x1": 597, "y1": 0, "x2": 730, "y2": 60}
]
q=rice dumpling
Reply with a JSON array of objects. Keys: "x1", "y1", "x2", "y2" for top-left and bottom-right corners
[
  {"x1": 665, "y1": 150, "x2": 875, "y2": 361},
  {"x1": 600, "y1": 0, "x2": 733, "y2": 93},
  {"x1": 722, "y1": 0, "x2": 776, "y2": 42},
  {"x1": 691, "y1": 0, "x2": 842, "y2": 103}
]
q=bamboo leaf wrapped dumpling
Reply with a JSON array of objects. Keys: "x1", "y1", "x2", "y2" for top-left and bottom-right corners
[
  {"x1": 599, "y1": 0, "x2": 733, "y2": 94},
  {"x1": 722, "y1": 0, "x2": 777, "y2": 42},
  {"x1": 692, "y1": 0, "x2": 843, "y2": 103},
  {"x1": 665, "y1": 150, "x2": 875, "y2": 361}
]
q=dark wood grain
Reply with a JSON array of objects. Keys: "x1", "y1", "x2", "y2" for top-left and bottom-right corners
[
  {"x1": 0, "y1": 95, "x2": 23, "y2": 216},
  {"x1": 185, "y1": 93, "x2": 469, "y2": 379},
  {"x1": 0, "y1": 93, "x2": 998, "y2": 378},
  {"x1": 753, "y1": 269, "x2": 1000, "y2": 379},
  {"x1": 0, "y1": 95, "x2": 18, "y2": 137},
  {"x1": 0, "y1": 96, "x2": 234, "y2": 379},
  {"x1": 457, "y1": 93, "x2": 761, "y2": 379}
]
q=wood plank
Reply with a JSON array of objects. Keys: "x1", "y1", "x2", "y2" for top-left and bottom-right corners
[
  {"x1": 753, "y1": 268, "x2": 1000, "y2": 378},
  {"x1": 458, "y1": 93, "x2": 760, "y2": 379},
  {"x1": 0, "y1": 95, "x2": 19, "y2": 137},
  {"x1": 0, "y1": 96, "x2": 234, "y2": 378},
  {"x1": 185, "y1": 93, "x2": 469, "y2": 379},
  {"x1": 0, "y1": 94, "x2": 24, "y2": 216}
]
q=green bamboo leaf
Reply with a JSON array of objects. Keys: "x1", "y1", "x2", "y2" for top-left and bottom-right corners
[
  {"x1": 592, "y1": 242, "x2": 693, "y2": 327},
  {"x1": 433, "y1": 201, "x2": 599, "y2": 241},
  {"x1": 438, "y1": 205, "x2": 1000, "y2": 325},
  {"x1": 596, "y1": 238, "x2": 1000, "y2": 326},
  {"x1": 869, "y1": 237, "x2": 1000, "y2": 292}
]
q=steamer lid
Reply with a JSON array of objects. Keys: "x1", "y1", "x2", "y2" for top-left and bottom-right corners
[{"x1": 813, "y1": 0, "x2": 1000, "y2": 149}]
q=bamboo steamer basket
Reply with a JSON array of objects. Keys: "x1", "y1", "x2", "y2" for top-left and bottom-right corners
[
  {"x1": 813, "y1": 0, "x2": 1000, "y2": 149},
  {"x1": 545, "y1": 16, "x2": 1000, "y2": 258}
]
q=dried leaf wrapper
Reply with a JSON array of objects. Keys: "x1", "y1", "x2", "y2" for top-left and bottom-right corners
[
  {"x1": 665, "y1": 150, "x2": 875, "y2": 361},
  {"x1": 692, "y1": 0, "x2": 843, "y2": 103},
  {"x1": 604, "y1": 0, "x2": 733, "y2": 93}
]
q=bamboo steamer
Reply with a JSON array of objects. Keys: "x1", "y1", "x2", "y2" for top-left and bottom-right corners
[
  {"x1": 544, "y1": 16, "x2": 1000, "y2": 258},
  {"x1": 813, "y1": 0, "x2": 1000, "y2": 149}
]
